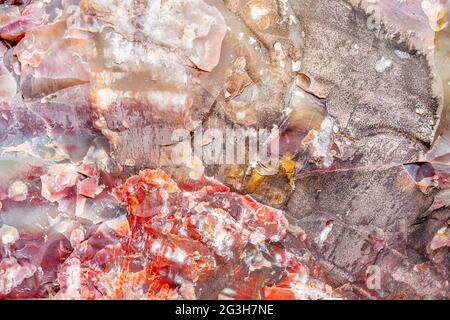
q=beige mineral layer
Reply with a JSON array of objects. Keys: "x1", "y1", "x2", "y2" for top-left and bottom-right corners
[{"x1": 0, "y1": 0, "x2": 448, "y2": 300}]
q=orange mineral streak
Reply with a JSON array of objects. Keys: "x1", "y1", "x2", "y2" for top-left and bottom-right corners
[
  {"x1": 112, "y1": 169, "x2": 290, "y2": 299},
  {"x1": 114, "y1": 170, "x2": 183, "y2": 298},
  {"x1": 263, "y1": 260, "x2": 304, "y2": 300},
  {"x1": 264, "y1": 286, "x2": 297, "y2": 300},
  {"x1": 118, "y1": 169, "x2": 179, "y2": 217},
  {"x1": 242, "y1": 195, "x2": 279, "y2": 224},
  {"x1": 177, "y1": 175, "x2": 231, "y2": 193}
]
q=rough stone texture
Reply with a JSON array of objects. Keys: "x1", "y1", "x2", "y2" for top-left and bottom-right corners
[
  {"x1": 334, "y1": 133, "x2": 428, "y2": 168},
  {"x1": 285, "y1": 165, "x2": 447, "y2": 298},
  {"x1": 292, "y1": 0, "x2": 441, "y2": 145},
  {"x1": 0, "y1": 0, "x2": 448, "y2": 300},
  {"x1": 288, "y1": 166, "x2": 434, "y2": 229}
]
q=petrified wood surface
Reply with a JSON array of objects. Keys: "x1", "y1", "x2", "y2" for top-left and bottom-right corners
[{"x1": 0, "y1": 0, "x2": 448, "y2": 299}]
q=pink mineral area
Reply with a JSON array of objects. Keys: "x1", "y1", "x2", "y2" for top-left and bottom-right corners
[
  {"x1": 78, "y1": 177, "x2": 103, "y2": 198},
  {"x1": 0, "y1": 2, "x2": 46, "y2": 42},
  {"x1": 0, "y1": 0, "x2": 448, "y2": 301},
  {"x1": 40, "y1": 164, "x2": 79, "y2": 203}
]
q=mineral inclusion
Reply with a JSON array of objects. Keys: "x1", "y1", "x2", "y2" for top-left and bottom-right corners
[{"x1": 0, "y1": 0, "x2": 449, "y2": 300}]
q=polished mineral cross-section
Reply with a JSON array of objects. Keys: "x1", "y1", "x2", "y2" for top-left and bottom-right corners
[{"x1": 0, "y1": 0, "x2": 448, "y2": 300}]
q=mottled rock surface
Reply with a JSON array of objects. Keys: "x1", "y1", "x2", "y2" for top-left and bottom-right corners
[{"x1": 0, "y1": 0, "x2": 449, "y2": 300}]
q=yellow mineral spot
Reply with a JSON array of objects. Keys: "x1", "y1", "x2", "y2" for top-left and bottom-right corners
[
  {"x1": 279, "y1": 154, "x2": 296, "y2": 189},
  {"x1": 227, "y1": 165, "x2": 246, "y2": 182},
  {"x1": 246, "y1": 168, "x2": 266, "y2": 193}
]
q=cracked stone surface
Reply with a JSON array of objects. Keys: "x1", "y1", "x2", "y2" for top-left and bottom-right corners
[{"x1": 0, "y1": 0, "x2": 449, "y2": 300}]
